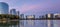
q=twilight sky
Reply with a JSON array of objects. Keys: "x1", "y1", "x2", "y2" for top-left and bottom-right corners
[{"x1": 0, "y1": 0, "x2": 60, "y2": 17}]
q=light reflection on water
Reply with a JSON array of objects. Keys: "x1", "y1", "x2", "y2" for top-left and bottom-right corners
[
  {"x1": 22, "y1": 20, "x2": 47, "y2": 27},
  {"x1": 20, "y1": 20, "x2": 60, "y2": 27},
  {"x1": 0, "y1": 20, "x2": 60, "y2": 27}
]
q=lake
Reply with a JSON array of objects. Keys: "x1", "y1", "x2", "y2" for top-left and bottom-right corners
[{"x1": 0, "y1": 20, "x2": 60, "y2": 27}]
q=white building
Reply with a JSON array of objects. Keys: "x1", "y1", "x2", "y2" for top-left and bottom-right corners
[{"x1": 54, "y1": 13, "x2": 60, "y2": 18}]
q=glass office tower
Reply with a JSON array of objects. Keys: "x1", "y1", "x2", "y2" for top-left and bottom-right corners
[
  {"x1": 10, "y1": 9, "x2": 16, "y2": 15},
  {"x1": 17, "y1": 11, "x2": 20, "y2": 16},
  {"x1": 0, "y1": 2, "x2": 9, "y2": 14}
]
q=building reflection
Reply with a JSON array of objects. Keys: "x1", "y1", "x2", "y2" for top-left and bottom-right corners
[{"x1": 0, "y1": 20, "x2": 19, "y2": 27}]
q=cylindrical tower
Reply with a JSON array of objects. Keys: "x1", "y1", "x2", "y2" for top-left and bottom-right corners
[{"x1": 0, "y1": 2, "x2": 9, "y2": 14}]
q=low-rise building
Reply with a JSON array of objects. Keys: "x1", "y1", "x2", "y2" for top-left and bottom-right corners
[
  {"x1": 26, "y1": 15, "x2": 35, "y2": 19},
  {"x1": 54, "y1": 13, "x2": 60, "y2": 18}
]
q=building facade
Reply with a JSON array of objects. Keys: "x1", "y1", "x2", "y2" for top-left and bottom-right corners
[
  {"x1": 46, "y1": 14, "x2": 54, "y2": 18},
  {"x1": 16, "y1": 11, "x2": 20, "y2": 16},
  {"x1": 0, "y1": 2, "x2": 9, "y2": 14},
  {"x1": 20, "y1": 14, "x2": 24, "y2": 18},
  {"x1": 10, "y1": 9, "x2": 16, "y2": 15},
  {"x1": 26, "y1": 15, "x2": 35, "y2": 18},
  {"x1": 54, "y1": 13, "x2": 60, "y2": 18}
]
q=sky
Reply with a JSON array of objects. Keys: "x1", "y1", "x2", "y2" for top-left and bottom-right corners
[{"x1": 0, "y1": 0, "x2": 60, "y2": 17}]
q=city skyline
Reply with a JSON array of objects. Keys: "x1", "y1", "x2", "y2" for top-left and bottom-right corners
[
  {"x1": 0, "y1": 0, "x2": 60, "y2": 17},
  {"x1": 0, "y1": 0, "x2": 60, "y2": 27}
]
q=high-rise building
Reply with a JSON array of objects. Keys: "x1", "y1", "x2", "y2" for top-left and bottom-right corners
[
  {"x1": 10, "y1": 9, "x2": 16, "y2": 15},
  {"x1": 0, "y1": 2, "x2": 9, "y2": 14},
  {"x1": 20, "y1": 14, "x2": 24, "y2": 18},
  {"x1": 16, "y1": 11, "x2": 20, "y2": 16},
  {"x1": 46, "y1": 14, "x2": 54, "y2": 18},
  {"x1": 16, "y1": 11, "x2": 20, "y2": 18}
]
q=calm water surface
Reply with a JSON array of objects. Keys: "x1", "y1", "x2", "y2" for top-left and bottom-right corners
[{"x1": 0, "y1": 20, "x2": 60, "y2": 27}]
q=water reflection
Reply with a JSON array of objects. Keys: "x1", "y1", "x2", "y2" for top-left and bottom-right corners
[
  {"x1": 53, "y1": 20, "x2": 60, "y2": 27},
  {"x1": 0, "y1": 20, "x2": 19, "y2": 27},
  {"x1": 0, "y1": 20, "x2": 60, "y2": 27},
  {"x1": 20, "y1": 20, "x2": 60, "y2": 27},
  {"x1": 20, "y1": 20, "x2": 48, "y2": 27}
]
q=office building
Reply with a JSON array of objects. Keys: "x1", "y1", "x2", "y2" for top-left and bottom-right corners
[
  {"x1": 39, "y1": 16, "x2": 42, "y2": 18},
  {"x1": 16, "y1": 11, "x2": 20, "y2": 18},
  {"x1": 39, "y1": 16, "x2": 45, "y2": 18},
  {"x1": 10, "y1": 9, "x2": 16, "y2": 15},
  {"x1": 20, "y1": 14, "x2": 24, "y2": 18},
  {"x1": 46, "y1": 14, "x2": 54, "y2": 18},
  {"x1": 54, "y1": 13, "x2": 60, "y2": 18},
  {"x1": 26, "y1": 15, "x2": 35, "y2": 18},
  {"x1": 16, "y1": 11, "x2": 20, "y2": 16},
  {"x1": 0, "y1": 2, "x2": 9, "y2": 14}
]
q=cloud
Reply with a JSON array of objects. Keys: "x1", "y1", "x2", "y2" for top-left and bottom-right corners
[{"x1": 19, "y1": 4, "x2": 40, "y2": 13}]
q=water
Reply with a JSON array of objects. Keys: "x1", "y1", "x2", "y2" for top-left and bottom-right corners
[{"x1": 0, "y1": 20, "x2": 60, "y2": 27}]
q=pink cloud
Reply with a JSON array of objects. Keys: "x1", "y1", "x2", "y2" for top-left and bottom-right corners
[{"x1": 19, "y1": 4, "x2": 40, "y2": 13}]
